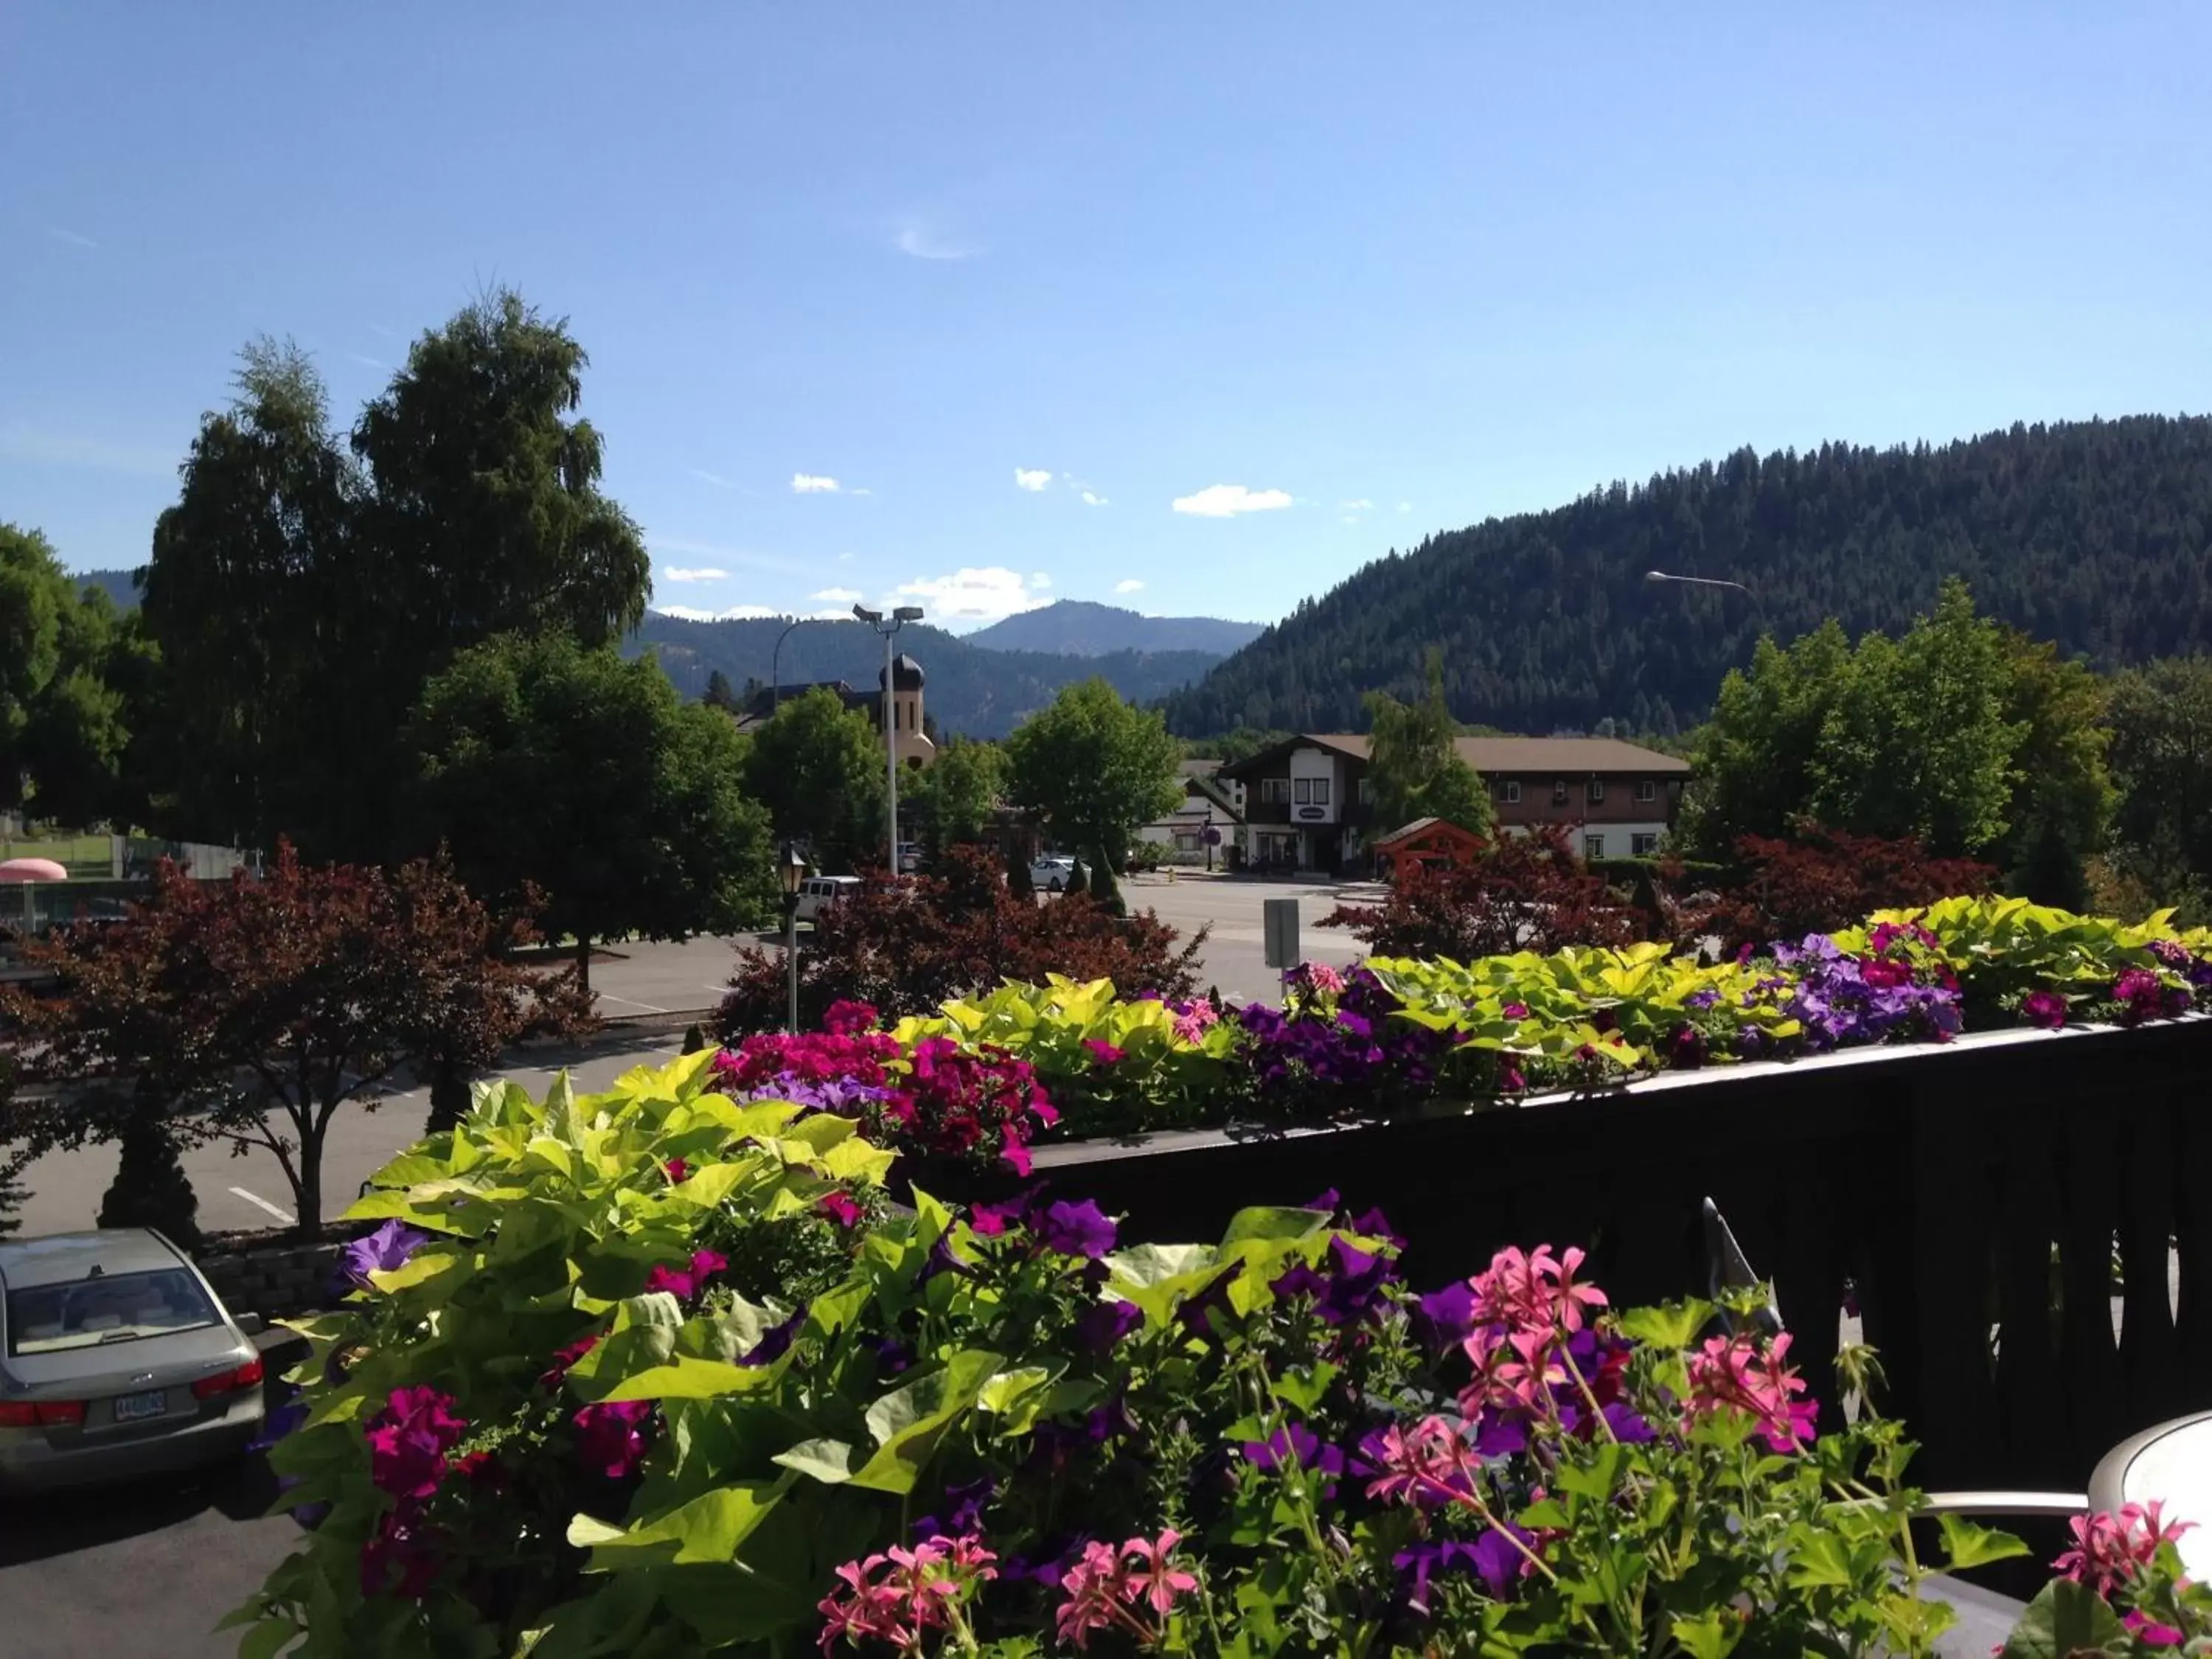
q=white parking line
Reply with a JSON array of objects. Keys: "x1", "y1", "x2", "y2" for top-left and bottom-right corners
[
  {"x1": 229, "y1": 1186, "x2": 297, "y2": 1225},
  {"x1": 596, "y1": 993, "x2": 669, "y2": 1014}
]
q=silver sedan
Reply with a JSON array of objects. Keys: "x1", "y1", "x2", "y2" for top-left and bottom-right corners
[{"x1": 0, "y1": 1227, "x2": 268, "y2": 1492}]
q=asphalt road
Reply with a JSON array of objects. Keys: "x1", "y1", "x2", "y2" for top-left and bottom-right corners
[{"x1": 0, "y1": 1374, "x2": 304, "y2": 1659}]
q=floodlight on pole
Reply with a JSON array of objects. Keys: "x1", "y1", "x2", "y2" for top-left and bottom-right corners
[{"x1": 1644, "y1": 570, "x2": 1750, "y2": 594}]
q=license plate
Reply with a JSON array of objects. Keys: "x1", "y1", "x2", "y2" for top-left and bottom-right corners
[{"x1": 112, "y1": 1388, "x2": 168, "y2": 1422}]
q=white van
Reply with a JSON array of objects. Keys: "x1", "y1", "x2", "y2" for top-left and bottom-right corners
[{"x1": 794, "y1": 874, "x2": 861, "y2": 922}]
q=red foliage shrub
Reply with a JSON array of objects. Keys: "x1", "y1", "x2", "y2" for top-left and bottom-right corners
[
  {"x1": 715, "y1": 845, "x2": 1208, "y2": 1037},
  {"x1": 1680, "y1": 824, "x2": 2000, "y2": 951},
  {"x1": 1321, "y1": 827, "x2": 1643, "y2": 959}
]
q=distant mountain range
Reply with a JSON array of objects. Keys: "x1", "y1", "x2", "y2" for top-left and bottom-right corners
[
  {"x1": 632, "y1": 612, "x2": 1221, "y2": 738},
  {"x1": 77, "y1": 568, "x2": 142, "y2": 610},
  {"x1": 1166, "y1": 415, "x2": 2212, "y2": 739},
  {"x1": 965, "y1": 600, "x2": 1265, "y2": 658}
]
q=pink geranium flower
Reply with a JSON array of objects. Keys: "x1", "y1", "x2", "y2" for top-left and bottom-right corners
[
  {"x1": 1684, "y1": 1331, "x2": 1818, "y2": 1453},
  {"x1": 2056, "y1": 1501, "x2": 2194, "y2": 1597}
]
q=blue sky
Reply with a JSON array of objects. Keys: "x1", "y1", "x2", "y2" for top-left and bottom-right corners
[{"x1": 4, "y1": 5, "x2": 2209, "y2": 631}]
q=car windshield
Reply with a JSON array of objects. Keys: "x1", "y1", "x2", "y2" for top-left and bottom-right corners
[{"x1": 5, "y1": 1268, "x2": 220, "y2": 1356}]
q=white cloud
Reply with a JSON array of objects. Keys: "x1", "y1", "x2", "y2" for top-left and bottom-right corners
[
  {"x1": 810, "y1": 607, "x2": 855, "y2": 620},
  {"x1": 1080, "y1": 490, "x2": 1108, "y2": 507},
  {"x1": 792, "y1": 473, "x2": 841, "y2": 493},
  {"x1": 1397, "y1": 501, "x2": 1413, "y2": 513},
  {"x1": 849, "y1": 486, "x2": 875, "y2": 496},
  {"x1": 1340, "y1": 498, "x2": 1374, "y2": 512},
  {"x1": 1030, "y1": 571, "x2": 1052, "y2": 589},
  {"x1": 692, "y1": 469, "x2": 737, "y2": 490},
  {"x1": 1114, "y1": 579, "x2": 1145, "y2": 594},
  {"x1": 889, "y1": 566, "x2": 1051, "y2": 625},
  {"x1": 895, "y1": 220, "x2": 979, "y2": 261},
  {"x1": 811, "y1": 586, "x2": 863, "y2": 603},
  {"x1": 45, "y1": 226, "x2": 95, "y2": 248},
  {"x1": 838, "y1": 552, "x2": 855, "y2": 563},
  {"x1": 1014, "y1": 467, "x2": 1052, "y2": 493},
  {"x1": 663, "y1": 566, "x2": 730, "y2": 582},
  {"x1": 1172, "y1": 484, "x2": 1294, "y2": 518},
  {"x1": 654, "y1": 604, "x2": 780, "y2": 622}
]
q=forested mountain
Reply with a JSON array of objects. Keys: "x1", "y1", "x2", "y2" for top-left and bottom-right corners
[
  {"x1": 966, "y1": 600, "x2": 1265, "y2": 658},
  {"x1": 632, "y1": 612, "x2": 1221, "y2": 738},
  {"x1": 1163, "y1": 417, "x2": 2212, "y2": 739},
  {"x1": 77, "y1": 568, "x2": 142, "y2": 610}
]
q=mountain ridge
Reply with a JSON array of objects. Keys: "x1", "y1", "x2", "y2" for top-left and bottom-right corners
[
  {"x1": 964, "y1": 599, "x2": 1265, "y2": 658},
  {"x1": 1164, "y1": 414, "x2": 2212, "y2": 739}
]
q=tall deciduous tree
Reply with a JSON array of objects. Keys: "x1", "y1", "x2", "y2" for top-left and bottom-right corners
[
  {"x1": 1686, "y1": 582, "x2": 2028, "y2": 860},
  {"x1": 1, "y1": 524, "x2": 142, "y2": 823},
  {"x1": 1993, "y1": 631, "x2": 2113, "y2": 908},
  {"x1": 736, "y1": 686, "x2": 886, "y2": 872},
  {"x1": 908, "y1": 736, "x2": 1005, "y2": 847},
  {"x1": 411, "y1": 633, "x2": 777, "y2": 989},
  {"x1": 2106, "y1": 657, "x2": 2212, "y2": 903},
  {"x1": 0, "y1": 849, "x2": 572, "y2": 1236},
  {"x1": 1364, "y1": 652, "x2": 1494, "y2": 835},
  {"x1": 1004, "y1": 679, "x2": 1181, "y2": 872}
]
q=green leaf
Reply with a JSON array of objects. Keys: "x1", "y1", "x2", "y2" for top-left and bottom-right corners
[
  {"x1": 1552, "y1": 1441, "x2": 1627, "y2": 1506},
  {"x1": 1670, "y1": 1610, "x2": 1743, "y2": 1659},
  {"x1": 568, "y1": 1476, "x2": 791, "y2": 1568},
  {"x1": 1999, "y1": 1578, "x2": 2129, "y2": 1659},
  {"x1": 1936, "y1": 1512, "x2": 2031, "y2": 1572},
  {"x1": 771, "y1": 1436, "x2": 858, "y2": 1485},
  {"x1": 1217, "y1": 1207, "x2": 1332, "y2": 1248},
  {"x1": 1783, "y1": 1528, "x2": 1859, "y2": 1590},
  {"x1": 846, "y1": 1348, "x2": 1004, "y2": 1494},
  {"x1": 599, "y1": 1354, "x2": 774, "y2": 1402},
  {"x1": 1617, "y1": 1298, "x2": 1714, "y2": 1352}
]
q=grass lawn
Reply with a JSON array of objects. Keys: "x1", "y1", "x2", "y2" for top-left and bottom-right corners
[{"x1": 4, "y1": 832, "x2": 114, "y2": 876}]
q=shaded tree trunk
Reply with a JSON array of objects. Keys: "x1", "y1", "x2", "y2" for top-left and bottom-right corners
[{"x1": 575, "y1": 932, "x2": 593, "y2": 996}]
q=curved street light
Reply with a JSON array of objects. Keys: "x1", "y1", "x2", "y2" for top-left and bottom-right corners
[
  {"x1": 771, "y1": 616, "x2": 803, "y2": 714},
  {"x1": 1644, "y1": 570, "x2": 1750, "y2": 594}
]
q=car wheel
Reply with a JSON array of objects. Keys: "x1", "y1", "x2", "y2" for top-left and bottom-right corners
[{"x1": 1047, "y1": 877, "x2": 1063, "y2": 893}]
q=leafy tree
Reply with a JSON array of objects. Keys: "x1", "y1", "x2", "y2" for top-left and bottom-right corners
[
  {"x1": 1687, "y1": 583, "x2": 2027, "y2": 859},
  {"x1": 1322, "y1": 827, "x2": 1633, "y2": 959},
  {"x1": 0, "y1": 525, "x2": 140, "y2": 822},
  {"x1": 411, "y1": 633, "x2": 777, "y2": 989},
  {"x1": 1005, "y1": 679, "x2": 1181, "y2": 874},
  {"x1": 908, "y1": 736, "x2": 1005, "y2": 847},
  {"x1": 1364, "y1": 652, "x2": 1494, "y2": 835},
  {"x1": 1680, "y1": 827, "x2": 1999, "y2": 953},
  {"x1": 0, "y1": 1058, "x2": 24, "y2": 1239},
  {"x1": 2107, "y1": 657, "x2": 2212, "y2": 900},
  {"x1": 737, "y1": 686, "x2": 885, "y2": 873},
  {"x1": 703, "y1": 669, "x2": 740, "y2": 713},
  {"x1": 0, "y1": 849, "x2": 572, "y2": 1236},
  {"x1": 142, "y1": 341, "x2": 367, "y2": 853},
  {"x1": 1992, "y1": 632, "x2": 2113, "y2": 908}
]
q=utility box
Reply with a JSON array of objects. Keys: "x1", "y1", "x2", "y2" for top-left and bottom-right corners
[{"x1": 1262, "y1": 898, "x2": 1300, "y2": 970}]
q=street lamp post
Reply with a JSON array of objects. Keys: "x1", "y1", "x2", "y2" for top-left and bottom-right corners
[
  {"x1": 778, "y1": 841, "x2": 808, "y2": 1034},
  {"x1": 1643, "y1": 570, "x2": 1750, "y2": 594},
  {"x1": 771, "y1": 617, "x2": 801, "y2": 714},
  {"x1": 851, "y1": 602, "x2": 925, "y2": 875}
]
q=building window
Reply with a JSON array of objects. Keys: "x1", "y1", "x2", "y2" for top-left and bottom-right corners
[
  {"x1": 1552, "y1": 780, "x2": 1568, "y2": 806},
  {"x1": 1631, "y1": 832, "x2": 1659, "y2": 855},
  {"x1": 1586, "y1": 779, "x2": 1605, "y2": 804},
  {"x1": 1357, "y1": 777, "x2": 1374, "y2": 805},
  {"x1": 1175, "y1": 832, "x2": 1201, "y2": 852},
  {"x1": 1293, "y1": 777, "x2": 1312, "y2": 804},
  {"x1": 1584, "y1": 832, "x2": 1605, "y2": 860},
  {"x1": 1261, "y1": 777, "x2": 1291, "y2": 804},
  {"x1": 1503, "y1": 780, "x2": 1521, "y2": 804},
  {"x1": 1310, "y1": 777, "x2": 1330, "y2": 806},
  {"x1": 1636, "y1": 779, "x2": 1657, "y2": 803}
]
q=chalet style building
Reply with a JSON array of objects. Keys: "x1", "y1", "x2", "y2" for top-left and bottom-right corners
[{"x1": 1217, "y1": 734, "x2": 1693, "y2": 873}]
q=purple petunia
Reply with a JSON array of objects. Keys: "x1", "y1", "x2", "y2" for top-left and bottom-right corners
[
  {"x1": 2022, "y1": 989, "x2": 2069, "y2": 1029},
  {"x1": 571, "y1": 1399, "x2": 654, "y2": 1480},
  {"x1": 341, "y1": 1220, "x2": 431, "y2": 1290},
  {"x1": 912, "y1": 1475, "x2": 997, "y2": 1540},
  {"x1": 1412, "y1": 1281, "x2": 1478, "y2": 1351},
  {"x1": 1073, "y1": 1298, "x2": 1144, "y2": 1354},
  {"x1": 1039, "y1": 1199, "x2": 1119, "y2": 1259},
  {"x1": 1239, "y1": 1420, "x2": 1346, "y2": 1495},
  {"x1": 737, "y1": 1303, "x2": 808, "y2": 1367}
]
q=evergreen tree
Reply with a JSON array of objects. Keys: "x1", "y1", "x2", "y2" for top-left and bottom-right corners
[
  {"x1": 1006, "y1": 841, "x2": 1035, "y2": 899},
  {"x1": 97, "y1": 1099, "x2": 202, "y2": 1251},
  {"x1": 1089, "y1": 844, "x2": 1126, "y2": 917},
  {"x1": 1366, "y1": 651, "x2": 1495, "y2": 835},
  {"x1": 1063, "y1": 857, "x2": 1089, "y2": 898},
  {"x1": 703, "y1": 669, "x2": 740, "y2": 712}
]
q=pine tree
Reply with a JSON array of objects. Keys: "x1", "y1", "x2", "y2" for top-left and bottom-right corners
[
  {"x1": 1063, "y1": 857, "x2": 1089, "y2": 897},
  {"x1": 1089, "y1": 844, "x2": 1126, "y2": 917},
  {"x1": 98, "y1": 1100, "x2": 202, "y2": 1250},
  {"x1": 1007, "y1": 841, "x2": 1035, "y2": 899}
]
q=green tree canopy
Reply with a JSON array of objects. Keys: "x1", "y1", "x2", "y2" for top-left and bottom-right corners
[
  {"x1": 1686, "y1": 581, "x2": 2028, "y2": 859},
  {"x1": 139, "y1": 293, "x2": 652, "y2": 862},
  {"x1": 908, "y1": 736, "x2": 1005, "y2": 848},
  {"x1": 1992, "y1": 630, "x2": 2113, "y2": 907},
  {"x1": 411, "y1": 633, "x2": 776, "y2": 988},
  {"x1": 737, "y1": 686, "x2": 886, "y2": 873},
  {"x1": 1364, "y1": 652, "x2": 1495, "y2": 836},
  {"x1": 0, "y1": 524, "x2": 143, "y2": 823},
  {"x1": 2106, "y1": 657, "x2": 2212, "y2": 905},
  {"x1": 1004, "y1": 678, "x2": 1181, "y2": 871}
]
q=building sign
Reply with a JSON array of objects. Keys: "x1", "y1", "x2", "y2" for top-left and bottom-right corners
[{"x1": 1296, "y1": 806, "x2": 1326, "y2": 821}]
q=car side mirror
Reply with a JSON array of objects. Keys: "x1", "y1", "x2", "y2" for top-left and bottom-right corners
[{"x1": 234, "y1": 1311, "x2": 266, "y2": 1337}]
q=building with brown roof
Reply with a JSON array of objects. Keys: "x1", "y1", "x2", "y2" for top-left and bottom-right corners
[{"x1": 1216, "y1": 734, "x2": 1692, "y2": 874}]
